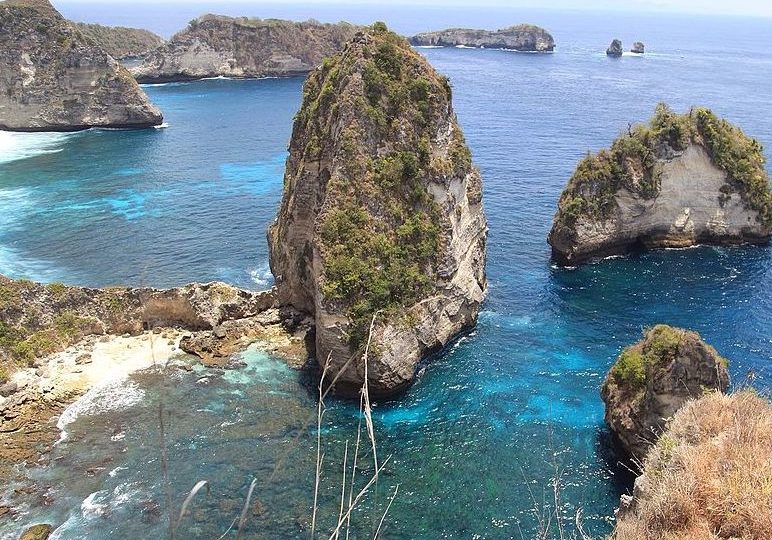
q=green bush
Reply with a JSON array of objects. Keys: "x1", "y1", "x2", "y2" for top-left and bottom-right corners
[{"x1": 613, "y1": 347, "x2": 647, "y2": 388}]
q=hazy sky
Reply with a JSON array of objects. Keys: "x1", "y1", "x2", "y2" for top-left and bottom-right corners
[{"x1": 57, "y1": 0, "x2": 772, "y2": 18}]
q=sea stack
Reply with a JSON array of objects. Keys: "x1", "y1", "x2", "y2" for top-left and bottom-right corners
[
  {"x1": 409, "y1": 24, "x2": 555, "y2": 52},
  {"x1": 268, "y1": 23, "x2": 488, "y2": 397},
  {"x1": 631, "y1": 41, "x2": 645, "y2": 54},
  {"x1": 0, "y1": 0, "x2": 162, "y2": 132},
  {"x1": 601, "y1": 325, "x2": 729, "y2": 460},
  {"x1": 606, "y1": 39, "x2": 623, "y2": 57},
  {"x1": 131, "y1": 15, "x2": 359, "y2": 83},
  {"x1": 548, "y1": 104, "x2": 772, "y2": 265}
]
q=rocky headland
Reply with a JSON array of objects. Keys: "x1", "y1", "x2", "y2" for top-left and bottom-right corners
[
  {"x1": 73, "y1": 22, "x2": 164, "y2": 60},
  {"x1": 606, "y1": 39, "x2": 623, "y2": 57},
  {"x1": 130, "y1": 15, "x2": 358, "y2": 83},
  {"x1": 0, "y1": 0, "x2": 163, "y2": 131},
  {"x1": 0, "y1": 275, "x2": 311, "y2": 485},
  {"x1": 601, "y1": 324, "x2": 729, "y2": 460},
  {"x1": 268, "y1": 23, "x2": 488, "y2": 397},
  {"x1": 409, "y1": 24, "x2": 555, "y2": 52},
  {"x1": 548, "y1": 104, "x2": 772, "y2": 265}
]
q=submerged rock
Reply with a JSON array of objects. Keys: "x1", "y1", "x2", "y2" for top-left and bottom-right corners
[
  {"x1": 548, "y1": 103, "x2": 772, "y2": 265},
  {"x1": 601, "y1": 324, "x2": 730, "y2": 460},
  {"x1": 631, "y1": 41, "x2": 645, "y2": 54},
  {"x1": 268, "y1": 23, "x2": 488, "y2": 397},
  {"x1": 409, "y1": 24, "x2": 555, "y2": 52},
  {"x1": 131, "y1": 15, "x2": 358, "y2": 83},
  {"x1": 72, "y1": 22, "x2": 164, "y2": 60},
  {"x1": 606, "y1": 39, "x2": 623, "y2": 57},
  {"x1": 0, "y1": 0, "x2": 162, "y2": 131}
]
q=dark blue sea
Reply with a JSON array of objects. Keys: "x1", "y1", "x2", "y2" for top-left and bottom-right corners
[{"x1": 1, "y1": 4, "x2": 771, "y2": 539}]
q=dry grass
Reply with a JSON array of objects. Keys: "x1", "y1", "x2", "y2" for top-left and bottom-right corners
[{"x1": 612, "y1": 390, "x2": 772, "y2": 540}]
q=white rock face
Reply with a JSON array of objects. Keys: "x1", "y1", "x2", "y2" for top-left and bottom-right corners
[{"x1": 550, "y1": 144, "x2": 770, "y2": 263}]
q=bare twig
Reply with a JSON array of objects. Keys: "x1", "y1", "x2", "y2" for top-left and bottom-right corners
[
  {"x1": 373, "y1": 484, "x2": 399, "y2": 539},
  {"x1": 172, "y1": 480, "x2": 209, "y2": 538},
  {"x1": 311, "y1": 353, "x2": 332, "y2": 539},
  {"x1": 236, "y1": 478, "x2": 258, "y2": 540}
]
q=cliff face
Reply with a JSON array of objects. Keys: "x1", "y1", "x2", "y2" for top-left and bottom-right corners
[
  {"x1": 0, "y1": 0, "x2": 162, "y2": 132},
  {"x1": 611, "y1": 391, "x2": 772, "y2": 540},
  {"x1": 549, "y1": 104, "x2": 772, "y2": 265},
  {"x1": 601, "y1": 325, "x2": 730, "y2": 460},
  {"x1": 73, "y1": 22, "x2": 164, "y2": 60},
  {"x1": 268, "y1": 24, "x2": 488, "y2": 397},
  {"x1": 131, "y1": 15, "x2": 358, "y2": 83},
  {"x1": 410, "y1": 24, "x2": 555, "y2": 52}
]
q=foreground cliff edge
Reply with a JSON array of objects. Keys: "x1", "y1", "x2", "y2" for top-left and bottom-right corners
[
  {"x1": 0, "y1": 0, "x2": 162, "y2": 132},
  {"x1": 549, "y1": 104, "x2": 772, "y2": 265},
  {"x1": 268, "y1": 23, "x2": 488, "y2": 397},
  {"x1": 131, "y1": 15, "x2": 358, "y2": 83}
]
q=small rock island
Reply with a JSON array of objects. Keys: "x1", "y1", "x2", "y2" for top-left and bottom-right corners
[
  {"x1": 607, "y1": 38, "x2": 623, "y2": 57},
  {"x1": 73, "y1": 22, "x2": 164, "y2": 60},
  {"x1": 548, "y1": 104, "x2": 772, "y2": 265},
  {"x1": 409, "y1": 24, "x2": 555, "y2": 52},
  {"x1": 631, "y1": 41, "x2": 645, "y2": 54},
  {"x1": 0, "y1": 0, "x2": 163, "y2": 131},
  {"x1": 131, "y1": 15, "x2": 358, "y2": 83},
  {"x1": 268, "y1": 23, "x2": 488, "y2": 397}
]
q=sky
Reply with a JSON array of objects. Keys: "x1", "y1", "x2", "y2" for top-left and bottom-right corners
[{"x1": 55, "y1": 0, "x2": 772, "y2": 18}]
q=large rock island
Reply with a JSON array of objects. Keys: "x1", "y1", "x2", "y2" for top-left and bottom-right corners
[
  {"x1": 549, "y1": 104, "x2": 772, "y2": 265},
  {"x1": 131, "y1": 15, "x2": 358, "y2": 83},
  {"x1": 0, "y1": 0, "x2": 163, "y2": 131},
  {"x1": 410, "y1": 24, "x2": 554, "y2": 52},
  {"x1": 268, "y1": 23, "x2": 488, "y2": 397},
  {"x1": 73, "y1": 22, "x2": 164, "y2": 60}
]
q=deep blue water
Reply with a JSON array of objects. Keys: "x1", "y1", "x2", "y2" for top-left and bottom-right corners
[{"x1": 2, "y1": 7, "x2": 772, "y2": 540}]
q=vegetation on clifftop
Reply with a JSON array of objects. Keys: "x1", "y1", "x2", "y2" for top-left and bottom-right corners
[
  {"x1": 555, "y1": 104, "x2": 772, "y2": 230},
  {"x1": 294, "y1": 23, "x2": 470, "y2": 347},
  {"x1": 73, "y1": 22, "x2": 163, "y2": 59}
]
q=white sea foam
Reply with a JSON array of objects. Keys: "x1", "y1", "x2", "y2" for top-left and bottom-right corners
[
  {"x1": 0, "y1": 130, "x2": 71, "y2": 165},
  {"x1": 80, "y1": 491, "x2": 110, "y2": 519},
  {"x1": 153, "y1": 122, "x2": 169, "y2": 129},
  {"x1": 249, "y1": 264, "x2": 273, "y2": 288},
  {"x1": 56, "y1": 378, "x2": 145, "y2": 442}
]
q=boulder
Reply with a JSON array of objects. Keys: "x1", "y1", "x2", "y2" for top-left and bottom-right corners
[
  {"x1": 268, "y1": 23, "x2": 488, "y2": 397},
  {"x1": 606, "y1": 39, "x2": 623, "y2": 57},
  {"x1": 0, "y1": 0, "x2": 162, "y2": 131},
  {"x1": 409, "y1": 24, "x2": 555, "y2": 52},
  {"x1": 548, "y1": 103, "x2": 772, "y2": 265},
  {"x1": 19, "y1": 524, "x2": 52, "y2": 540},
  {"x1": 601, "y1": 325, "x2": 730, "y2": 460}
]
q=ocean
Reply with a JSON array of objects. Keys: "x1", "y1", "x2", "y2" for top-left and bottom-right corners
[{"x1": 1, "y1": 4, "x2": 771, "y2": 539}]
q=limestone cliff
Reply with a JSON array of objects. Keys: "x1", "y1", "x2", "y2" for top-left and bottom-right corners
[
  {"x1": 0, "y1": 0, "x2": 163, "y2": 131},
  {"x1": 268, "y1": 23, "x2": 488, "y2": 397},
  {"x1": 131, "y1": 15, "x2": 358, "y2": 83},
  {"x1": 549, "y1": 104, "x2": 772, "y2": 265},
  {"x1": 409, "y1": 24, "x2": 555, "y2": 52},
  {"x1": 73, "y1": 22, "x2": 164, "y2": 60},
  {"x1": 601, "y1": 325, "x2": 729, "y2": 460}
]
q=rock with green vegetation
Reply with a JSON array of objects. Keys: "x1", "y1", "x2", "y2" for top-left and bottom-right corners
[
  {"x1": 131, "y1": 15, "x2": 358, "y2": 83},
  {"x1": 409, "y1": 24, "x2": 555, "y2": 52},
  {"x1": 268, "y1": 23, "x2": 488, "y2": 397},
  {"x1": 0, "y1": 0, "x2": 163, "y2": 131},
  {"x1": 72, "y1": 22, "x2": 163, "y2": 60},
  {"x1": 601, "y1": 324, "x2": 730, "y2": 460},
  {"x1": 19, "y1": 524, "x2": 52, "y2": 540},
  {"x1": 549, "y1": 104, "x2": 772, "y2": 265}
]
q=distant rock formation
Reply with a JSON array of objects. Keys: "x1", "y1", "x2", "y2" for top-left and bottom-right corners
[
  {"x1": 73, "y1": 22, "x2": 164, "y2": 60},
  {"x1": 601, "y1": 325, "x2": 730, "y2": 459},
  {"x1": 409, "y1": 24, "x2": 555, "y2": 52},
  {"x1": 548, "y1": 104, "x2": 772, "y2": 265},
  {"x1": 268, "y1": 23, "x2": 488, "y2": 397},
  {"x1": 0, "y1": 0, "x2": 162, "y2": 132},
  {"x1": 607, "y1": 39, "x2": 623, "y2": 57},
  {"x1": 631, "y1": 41, "x2": 645, "y2": 54},
  {"x1": 131, "y1": 15, "x2": 359, "y2": 83},
  {"x1": 610, "y1": 390, "x2": 772, "y2": 539}
]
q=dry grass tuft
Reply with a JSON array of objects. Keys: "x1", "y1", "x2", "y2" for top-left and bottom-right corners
[{"x1": 612, "y1": 390, "x2": 772, "y2": 540}]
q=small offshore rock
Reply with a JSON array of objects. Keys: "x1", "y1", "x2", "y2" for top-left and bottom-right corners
[
  {"x1": 19, "y1": 524, "x2": 53, "y2": 540},
  {"x1": 606, "y1": 38, "x2": 623, "y2": 57},
  {"x1": 631, "y1": 41, "x2": 645, "y2": 54}
]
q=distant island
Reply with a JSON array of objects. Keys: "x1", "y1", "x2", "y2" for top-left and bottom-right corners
[
  {"x1": 409, "y1": 24, "x2": 555, "y2": 52},
  {"x1": 0, "y1": 0, "x2": 162, "y2": 131},
  {"x1": 73, "y1": 22, "x2": 164, "y2": 60},
  {"x1": 548, "y1": 104, "x2": 772, "y2": 265},
  {"x1": 131, "y1": 15, "x2": 359, "y2": 83}
]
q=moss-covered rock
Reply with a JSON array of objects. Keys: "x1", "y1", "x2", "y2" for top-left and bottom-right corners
[
  {"x1": 268, "y1": 24, "x2": 487, "y2": 397},
  {"x1": 549, "y1": 104, "x2": 772, "y2": 264},
  {"x1": 601, "y1": 324, "x2": 730, "y2": 460}
]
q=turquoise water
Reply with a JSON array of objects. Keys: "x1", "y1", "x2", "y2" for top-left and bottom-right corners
[{"x1": 2, "y1": 8, "x2": 772, "y2": 539}]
